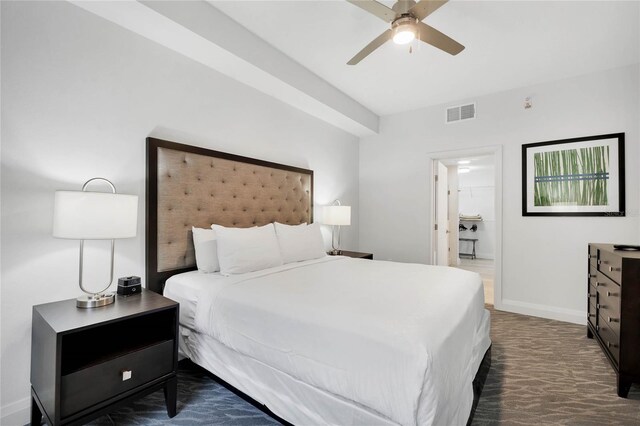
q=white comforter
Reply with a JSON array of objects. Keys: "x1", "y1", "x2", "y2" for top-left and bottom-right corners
[{"x1": 188, "y1": 256, "x2": 488, "y2": 426}]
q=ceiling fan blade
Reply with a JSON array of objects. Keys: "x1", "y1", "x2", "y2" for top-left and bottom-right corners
[
  {"x1": 416, "y1": 22, "x2": 464, "y2": 55},
  {"x1": 346, "y1": 0, "x2": 396, "y2": 23},
  {"x1": 347, "y1": 29, "x2": 392, "y2": 65},
  {"x1": 409, "y1": 0, "x2": 449, "y2": 21}
]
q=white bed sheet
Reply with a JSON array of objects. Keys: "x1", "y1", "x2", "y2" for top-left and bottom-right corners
[{"x1": 165, "y1": 257, "x2": 490, "y2": 426}]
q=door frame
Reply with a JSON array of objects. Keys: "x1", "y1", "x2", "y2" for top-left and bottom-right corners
[
  {"x1": 433, "y1": 160, "x2": 449, "y2": 266},
  {"x1": 428, "y1": 145, "x2": 503, "y2": 309}
]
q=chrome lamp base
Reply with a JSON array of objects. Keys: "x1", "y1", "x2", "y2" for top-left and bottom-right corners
[{"x1": 76, "y1": 293, "x2": 115, "y2": 309}]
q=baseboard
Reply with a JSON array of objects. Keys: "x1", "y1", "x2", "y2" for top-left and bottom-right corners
[
  {"x1": 474, "y1": 253, "x2": 494, "y2": 260},
  {"x1": 500, "y1": 298, "x2": 585, "y2": 325},
  {"x1": 1, "y1": 396, "x2": 30, "y2": 426}
]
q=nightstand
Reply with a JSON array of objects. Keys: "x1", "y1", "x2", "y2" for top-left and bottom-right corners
[
  {"x1": 30, "y1": 289, "x2": 179, "y2": 425},
  {"x1": 328, "y1": 250, "x2": 373, "y2": 260}
]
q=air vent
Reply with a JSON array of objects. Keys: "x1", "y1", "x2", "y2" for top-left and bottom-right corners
[{"x1": 446, "y1": 103, "x2": 476, "y2": 123}]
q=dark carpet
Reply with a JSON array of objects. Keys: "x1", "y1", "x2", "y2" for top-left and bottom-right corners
[
  {"x1": 88, "y1": 362, "x2": 279, "y2": 426},
  {"x1": 89, "y1": 307, "x2": 640, "y2": 425}
]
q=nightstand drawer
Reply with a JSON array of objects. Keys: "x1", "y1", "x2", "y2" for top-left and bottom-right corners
[{"x1": 60, "y1": 340, "x2": 174, "y2": 418}]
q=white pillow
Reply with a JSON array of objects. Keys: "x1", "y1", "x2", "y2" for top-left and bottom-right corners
[
  {"x1": 274, "y1": 222, "x2": 326, "y2": 264},
  {"x1": 212, "y1": 223, "x2": 283, "y2": 275},
  {"x1": 192, "y1": 227, "x2": 220, "y2": 273}
]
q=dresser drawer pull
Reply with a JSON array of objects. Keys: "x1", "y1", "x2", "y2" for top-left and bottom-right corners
[
  {"x1": 607, "y1": 341, "x2": 619, "y2": 349},
  {"x1": 596, "y1": 325, "x2": 600, "y2": 331},
  {"x1": 608, "y1": 266, "x2": 620, "y2": 272},
  {"x1": 606, "y1": 291, "x2": 618, "y2": 297},
  {"x1": 588, "y1": 313, "x2": 596, "y2": 318},
  {"x1": 608, "y1": 317, "x2": 619, "y2": 323},
  {"x1": 121, "y1": 370, "x2": 132, "y2": 381},
  {"x1": 595, "y1": 282, "x2": 601, "y2": 287},
  {"x1": 589, "y1": 274, "x2": 597, "y2": 278},
  {"x1": 596, "y1": 303, "x2": 602, "y2": 309},
  {"x1": 589, "y1": 294, "x2": 596, "y2": 298},
  {"x1": 588, "y1": 254, "x2": 593, "y2": 259},
  {"x1": 598, "y1": 260, "x2": 603, "y2": 265}
]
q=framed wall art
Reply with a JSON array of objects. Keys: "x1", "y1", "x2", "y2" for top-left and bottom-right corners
[{"x1": 522, "y1": 133, "x2": 625, "y2": 216}]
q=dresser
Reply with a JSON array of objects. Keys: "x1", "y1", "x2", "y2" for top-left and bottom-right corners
[{"x1": 587, "y1": 243, "x2": 640, "y2": 397}]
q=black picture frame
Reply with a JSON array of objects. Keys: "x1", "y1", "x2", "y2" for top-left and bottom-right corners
[{"x1": 522, "y1": 133, "x2": 625, "y2": 217}]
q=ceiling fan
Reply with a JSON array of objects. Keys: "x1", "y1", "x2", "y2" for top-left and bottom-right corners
[{"x1": 346, "y1": 0, "x2": 464, "y2": 65}]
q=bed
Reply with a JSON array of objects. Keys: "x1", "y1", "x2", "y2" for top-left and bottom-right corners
[{"x1": 145, "y1": 138, "x2": 491, "y2": 425}]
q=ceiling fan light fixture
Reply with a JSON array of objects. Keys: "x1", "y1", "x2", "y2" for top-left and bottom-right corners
[
  {"x1": 393, "y1": 27, "x2": 416, "y2": 45},
  {"x1": 391, "y1": 17, "x2": 417, "y2": 45}
]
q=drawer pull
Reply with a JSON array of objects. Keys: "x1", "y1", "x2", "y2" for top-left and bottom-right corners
[
  {"x1": 589, "y1": 294, "x2": 596, "y2": 298},
  {"x1": 606, "y1": 291, "x2": 618, "y2": 297},
  {"x1": 607, "y1": 341, "x2": 619, "y2": 349},
  {"x1": 608, "y1": 266, "x2": 620, "y2": 272},
  {"x1": 595, "y1": 282, "x2": 601, "y2": 287},
  {"x1": 122, "y1": 370, "x2": 132, "y2": 381},
  {"x1": 598, "y1": 260, "x2": 602, "y2": 265},
  {"x1": 588, "y1": 254, "x2": 593, "y2": 259},
  {"x1": 608, "y1": 317, "x2": 619, "y2": 323},
  {"x1": 596, "y1": 325, "x2": 600, "y2": 331},
  {"x1": 588, "y1": 313, "x2": 596, "y2": 318},
  {"x1": 589, "y1": 274, "x2": 597, "y2": 278},
  {"x1": 596, "y1": 303, "x2": 601, "y2": 309}
]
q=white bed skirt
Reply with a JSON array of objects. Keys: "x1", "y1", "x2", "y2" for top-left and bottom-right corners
[{"x1": 178, "y1": 308, "x2": 491, "y2": 426}]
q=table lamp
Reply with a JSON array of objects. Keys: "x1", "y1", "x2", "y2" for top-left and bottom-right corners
[
  {"x1": 53, "y1": 178, "x2": 138, "y2": 308},
  {"x1": 322, "y1": 200, "x2": 351, "y2": 255}
]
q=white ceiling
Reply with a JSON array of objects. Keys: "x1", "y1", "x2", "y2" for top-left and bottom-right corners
[{"x1": 211, "y1": 0, "x2": 640, "y2": 116}]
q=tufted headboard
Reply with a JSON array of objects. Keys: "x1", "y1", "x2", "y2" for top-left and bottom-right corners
[{"x1": 146, "y1": 138, "x2": 313, "y2": 294}]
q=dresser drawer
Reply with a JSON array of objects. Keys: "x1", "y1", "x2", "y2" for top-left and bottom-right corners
[
  {"x1": 598, "y1": 249, "x2": 622, "y2": 284},
  {"x1": 588, "y1": 245, "x2": 598, "y2": 268},
  {"x1": 588, "y1": 269, "x2": 598, "y2": 296},
  {"x1": 588, "y1": 300, "x2": 598, "y2": 328},
  {"x1": 600, "y1": 308, "x2": 621, "y2": 339},
  {"x1": 588, "y1": 264, "x2": 598, "y2": 280},
  {"x1": 60, "y1": 340, "x2": 174, "y2": 418},
  {"x1": 595, "y1": 272, "x2": 621, "y2": 319},
  {"x1": 597, "y1": 314, "x2": 620, "y2": 364}
]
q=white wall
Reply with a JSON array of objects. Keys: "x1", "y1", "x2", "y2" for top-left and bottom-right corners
[
  {"x1": 360, "y1": 64, "x2": 640, "y2": 323},
  {"x1": 0, "y1": 1, "x2": 359, "y2": 423},
  {"x1": 458, "y1": 164, "x2": 495, "y2": 259}
]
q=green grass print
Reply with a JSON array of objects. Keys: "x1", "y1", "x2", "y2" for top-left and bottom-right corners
[{"x1": 533, "y1": 145, "x2": 609, "y2": 207}]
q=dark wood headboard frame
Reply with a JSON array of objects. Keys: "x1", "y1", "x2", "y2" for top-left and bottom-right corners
[{"x1": 146, "y1": 137, "x2": 314, "y2": 294}]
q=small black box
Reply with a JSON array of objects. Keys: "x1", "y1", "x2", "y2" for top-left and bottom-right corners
[{"x1": 117, "y1": 276, "x2": 142, "y2": 296}]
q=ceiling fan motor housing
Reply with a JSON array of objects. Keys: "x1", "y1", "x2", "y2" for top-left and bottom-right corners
[
  {"x1": 392, "y1": 0, "x2": 418, "y2": 15},
  {"x1": 392, "y1": 15, "x2": 419, "y2": 29}
]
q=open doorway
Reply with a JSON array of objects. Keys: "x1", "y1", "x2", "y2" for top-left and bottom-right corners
[{"x1": 430, "y1": 147, "x2": 502, "y2": 307}]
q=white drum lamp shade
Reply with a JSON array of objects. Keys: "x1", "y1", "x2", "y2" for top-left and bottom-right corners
[
  {"x1": 322, "y1": 203, "x2": 351, "y2": 255},
  {"x1": 323, "y1": 205, "x2": 351, "y2": 226},
  {"x1": 53, "y1": 178, "x2": 138, "y2": 309},
  {"x1": 53, "y1": 191, "x2": 138, "y2": 239}
]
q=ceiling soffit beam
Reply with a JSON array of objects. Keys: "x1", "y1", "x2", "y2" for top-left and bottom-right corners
[{"x1": 69, "y1": 0, "x2": 379, "y2": 137}]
